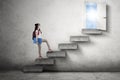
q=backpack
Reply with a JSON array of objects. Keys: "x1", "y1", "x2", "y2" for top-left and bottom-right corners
[{"x1": 32, "y1": 31, "x2": 36, "y2": 40}]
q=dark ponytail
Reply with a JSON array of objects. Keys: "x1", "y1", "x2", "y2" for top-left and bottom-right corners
[{"x1": 32, "y1": 23, "x2": 40, "y2": 40}]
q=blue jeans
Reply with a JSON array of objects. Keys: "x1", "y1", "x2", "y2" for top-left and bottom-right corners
[{"x1": 33, "y1": 38, "x2": 42, "y2": 44}]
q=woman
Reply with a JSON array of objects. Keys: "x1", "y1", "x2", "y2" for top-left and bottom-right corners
[{"x1": 32, "y1": 23, "x2": 52, "y2": 59}]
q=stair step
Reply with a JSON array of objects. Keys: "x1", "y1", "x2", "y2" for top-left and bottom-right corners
[
  {"x1": 22, "y1": 65, "x2": 43, "y2": 73},
  {"x1": 70, "y1": 36, "x2": 89, "y2": 42},
  {"x1": 47, "y1": 51, "x2": 66, "y2": 58},
  {"x1": 82, "y1": 29, "x2": 102, "y2": 35},
  {"x1": 59, "y1": 43, "x2": 78, "y2": 50},
  {"x1": 35, "y1": 58, "x2": 55, "y2": 65}
]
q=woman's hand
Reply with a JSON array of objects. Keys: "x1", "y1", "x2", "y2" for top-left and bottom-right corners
[{"x1": 38, "y1": 29, "x2": 42, "y2": 34}]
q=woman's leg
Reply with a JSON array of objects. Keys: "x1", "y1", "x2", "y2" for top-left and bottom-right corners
[
  {"x1": 42, "y1": 39, "x2": 52, "y2": 51},
  {"x1": 37, "y1": 44, "x2": 42, "y2": 58}
]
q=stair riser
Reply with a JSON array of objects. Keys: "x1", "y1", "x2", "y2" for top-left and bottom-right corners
[
  {"x1": 59, "y1": 44, "x2": 78, "y2": 50},
  {"x1": 70, "y1": 36, "x2": 89, "y2": 42},
  {"x1": 47, "y1": 51, "x2": 66, "y2": 58},
  {"x1": 35, "y1": 59, "x2": 55, "y2": 65},
  {"x1": 82, "y1": 29, "x2": 102, "y2": 34}
]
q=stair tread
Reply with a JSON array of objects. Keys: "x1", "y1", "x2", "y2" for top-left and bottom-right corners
[
  {"x1": 70, "y1": 36, "x2": 89, "y2": 42},
  {"x1": 23, "y1": 65, "x2": 43, "y2": 72},
  {"x1": 82, "y1": 29, "x2": 102, "y2": 34},
  {"x1": 47, "y1": 51, "x2": 66, "y2": 58},
  {"x1": 58, "y1": 43, "x2": 78, "y2": 50},
  {"x1": 35, "y1": 58, "x2": 55, "y2": 65}
]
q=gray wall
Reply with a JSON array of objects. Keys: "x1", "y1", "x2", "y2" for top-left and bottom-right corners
[{"x1": 0, "y1": 0, "x2": 120, "y2": 71}]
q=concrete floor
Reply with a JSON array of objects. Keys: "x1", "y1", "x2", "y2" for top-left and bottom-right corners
[{"x1": 0, "y1": 71, "x2": 120, "y2": 80}]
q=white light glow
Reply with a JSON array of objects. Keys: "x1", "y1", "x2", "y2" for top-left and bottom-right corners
[{"x1": 87, "y1": 9, "x2": 97, "y2": 21}]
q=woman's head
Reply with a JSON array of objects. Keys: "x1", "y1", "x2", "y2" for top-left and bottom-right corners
[{"x1": 34, "y1": 23, "x2": 40, "y2": 30}]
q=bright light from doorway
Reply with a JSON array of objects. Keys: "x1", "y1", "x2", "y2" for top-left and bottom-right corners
[{"x1": 86, "y1": 2, "x2": 97, "y2": 29}]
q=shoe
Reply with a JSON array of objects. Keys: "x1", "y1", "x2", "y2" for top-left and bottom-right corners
[
  {"x1": 47, "y1": 49, "x2": 53, "y2": 53},
  {"x1": 38, "y1": 56, "x2": 43, "y2": 59}
]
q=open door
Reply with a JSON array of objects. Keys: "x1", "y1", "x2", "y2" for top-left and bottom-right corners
[{"x1": 97, "y1": 3, "x2": 106, "y2": 30}]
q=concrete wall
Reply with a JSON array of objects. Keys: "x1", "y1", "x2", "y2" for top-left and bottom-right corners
[{"x1": 0, "y1": 0, "x2": 120, "y2": 71}]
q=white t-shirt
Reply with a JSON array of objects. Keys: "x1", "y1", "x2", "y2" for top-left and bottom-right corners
[{"x1": 35, "y1": 30, "x2": 42, "y2": 38}]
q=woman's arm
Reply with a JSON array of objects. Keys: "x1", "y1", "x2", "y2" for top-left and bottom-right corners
[{"x1": 35, "y1": 30, "x2": 38, "y2": 39}]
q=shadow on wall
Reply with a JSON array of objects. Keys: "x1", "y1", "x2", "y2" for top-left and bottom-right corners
[
  {"x1": 106, "y1": 5, "x2": 111, "y2": 33},
  {"x1": 0, "y1": 56, "x2": 15, "y2": 70}
]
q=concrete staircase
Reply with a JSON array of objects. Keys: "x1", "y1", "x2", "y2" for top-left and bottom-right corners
[{"x1": 22, "y1": 29, "x2": 103, "y2": 72}]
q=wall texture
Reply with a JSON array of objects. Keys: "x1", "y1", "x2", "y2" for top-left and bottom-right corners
[{"x1": 0, "y1": 0, "x2": 120, "y2": 71}]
